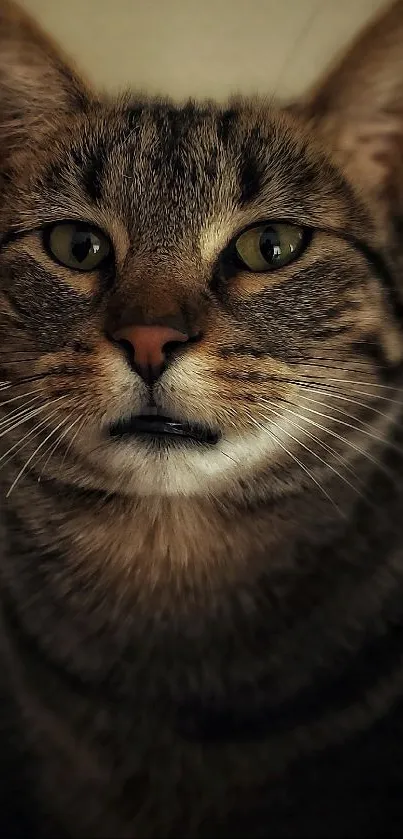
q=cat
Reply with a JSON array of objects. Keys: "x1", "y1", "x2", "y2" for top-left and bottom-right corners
[{"x1": 1, "y1": 0, "x2": 403, "y2": 835}]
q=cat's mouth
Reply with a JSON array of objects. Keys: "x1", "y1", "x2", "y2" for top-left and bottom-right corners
[{"x1": 109, "y1": 409, "x2": 220, "y2": 446}]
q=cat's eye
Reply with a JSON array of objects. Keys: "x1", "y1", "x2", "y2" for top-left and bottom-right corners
[
  {"x1": 44, "y1": 222, "x2": 111, "y2": 272},
  {"x1": 234, "y1": 222, "x2": 306, "y2": 272}
]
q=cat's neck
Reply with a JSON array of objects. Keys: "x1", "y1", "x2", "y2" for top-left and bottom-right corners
[
  {"x1": 2, "y1": 466, "x2": 403, "y2": 751},
  {"x1": 2, "y1": 462, "x2": 402, "y2": 681},
  {"x1": 1, "y1": 467, "x2": 338, "y2": 599}
]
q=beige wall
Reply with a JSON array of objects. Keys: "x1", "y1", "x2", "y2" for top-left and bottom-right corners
[{"x1": 20, "y1": 0, "x2": 387, "y2": 100}]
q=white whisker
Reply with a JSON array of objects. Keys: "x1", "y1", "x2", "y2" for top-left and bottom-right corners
[
  {"x1": 60, "y1": 414, "x2": 88, "y2": 468},
  {"x1": 290, "y1": 372, "x2": 403, "y2": 396},
  {"x1": 295, "y1": 386, "x2": 399, "y2": 427},
  {"x1": 38, "y1": 413, "x2": 83, "y2": 481},
  {"x1": 6, "y1": 415, "x2": 69, "y2": 497},
  {"x1": 285, "y1": 399, "x2": 400, "y2": 455},
  {"x1": 0, "y1": 393, "x2": 43, "y2": 430},
  {"x1": 259, "y1": 396, "x2": 396, "y2": 484},
  {"x1": 245, "y1": 411, "x2": 343, "y2": 516},
  {"x1": 261, "y1": 402, "x2": 366, "y2": 487},
  {"x1": 0, "y1": 394, "x2": 68, "y2": 440},
  {"x1": 256, "y1": 404, "x2": 364, "y2": 500},
  {"x1": 0, "y1": 388, "x2": 42, "y2": 409},
  {"x1": 0, "y1": 402, "x2": 70, "y2": 469}
]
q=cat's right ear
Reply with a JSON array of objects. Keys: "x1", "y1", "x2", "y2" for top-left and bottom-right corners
[
  {"x1": 297, "y1": 0, "x2": 403, "y2": 227},
  {"x1": 0, "y1": 0, "x2": 90, "y2": 165}
]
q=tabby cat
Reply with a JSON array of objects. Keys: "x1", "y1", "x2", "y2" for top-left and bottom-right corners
[{"x1": 1, "y1": 0, "x2": 403, "y2": 836}]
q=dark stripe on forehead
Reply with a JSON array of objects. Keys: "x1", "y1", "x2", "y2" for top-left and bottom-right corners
[
  {"x1": 152, "y1": 107, "x2": 191, "y2": 171},
  {"x1": 238, "y1": 156, "x2": 262, "y2": 207},
  {"x1": 70, "y1": 142, "x2": 107, "y2": 203},
  {"x1": 44, "y1": 139, "x2": 108, "y2": 201},
  {"x1": 238, "y1": 125, "x2": 265, "y2": 207},
  {"x1": 133, "y1": 103, "x2": 221, "y2": 194},
  {"x1": 124, "y1": 104, "x2": 145, "y2": 129},
  {"x1": 216, "y1": 108, "x2": 238, "y2": 145},
  {"x1": 149, "y1": 101, "x2": 209, "y2": 139}
]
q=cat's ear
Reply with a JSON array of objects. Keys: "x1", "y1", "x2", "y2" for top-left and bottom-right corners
[
  {"x1": 0, "y1": 0, "x2": 90, "y2": 164},
  {"x1": 301, "y1": 0, "x2": 403, "y2": 222}
]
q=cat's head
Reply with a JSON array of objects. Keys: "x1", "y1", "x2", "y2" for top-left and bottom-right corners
[{"x1": 1, "y1": 0, "x2": 403, "y2": 502}]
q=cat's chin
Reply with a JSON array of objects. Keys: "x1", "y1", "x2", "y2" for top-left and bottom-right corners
[{"x1": 81, "y1": 417, "x2": 301, "y2": 499}]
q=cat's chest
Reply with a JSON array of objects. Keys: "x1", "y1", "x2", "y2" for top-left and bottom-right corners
[
  {"x1": 10, "y1": 647, "x2": 403, "y2": 839},
  {"x1": 59, "y1": 494, "x2": 285, "y2": 595}
]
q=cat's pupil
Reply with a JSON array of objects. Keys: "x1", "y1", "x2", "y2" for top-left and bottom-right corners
[
  {"x1": 259, "y1": 227, "x2": 281, "y2": 263},
  {"x1": 71, "y1": 232, "x2": 98, "y2": 263}
]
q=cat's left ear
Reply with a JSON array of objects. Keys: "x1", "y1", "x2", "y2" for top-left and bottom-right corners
[
  {"x1": 300, "y1": 0, "x2": 403, "y2": 226},
  {"x1": 0, "y1": 0, "x2": 90, "y2": 165}
]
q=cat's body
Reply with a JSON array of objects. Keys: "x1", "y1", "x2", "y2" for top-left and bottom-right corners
[
  {"x1": 3, "y1": 469, "x2": 403, "y2": 837},
  {"x1": 2, "y1": 0, "x2": 403, "y2": 835}
]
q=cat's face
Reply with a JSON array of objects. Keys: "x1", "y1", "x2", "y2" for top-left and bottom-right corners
[{"x1": 1, "y1": 0, "x2": 403, "y2": 501}]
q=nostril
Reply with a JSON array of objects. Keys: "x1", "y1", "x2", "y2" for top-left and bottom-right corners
[
  {"x1": 117, "y1": 338, "x2": 136, "y2": 367},
  {"x1": 163, "y1": 331, "x2": 202, "y2": 358},
  {"x1": 163, "y1": 339, "x2": 187, "y2": 356}
]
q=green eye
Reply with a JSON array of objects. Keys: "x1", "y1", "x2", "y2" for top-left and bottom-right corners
[
  {"x1": 45, "y1": 222, "x2": 111, "y2": 272},
  {"x1": 234, "y1": 222, "x2": 306, "y2": 272}
]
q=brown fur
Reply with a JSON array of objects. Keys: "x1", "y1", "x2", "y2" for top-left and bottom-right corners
[{"x1": 2, "y1": 1, "x2": 403, "y2": 836}]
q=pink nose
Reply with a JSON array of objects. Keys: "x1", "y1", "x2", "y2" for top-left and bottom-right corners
[{"x1": 113, "y1": 324, "x2": 189, "y2": 383}]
